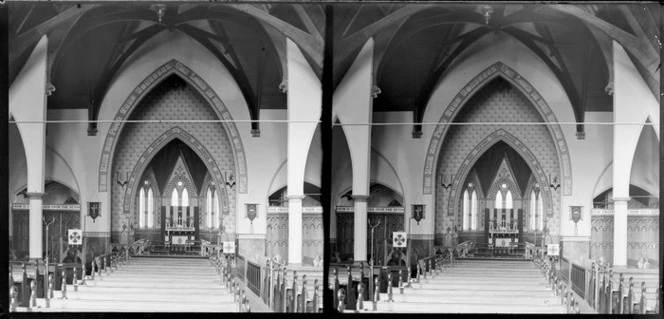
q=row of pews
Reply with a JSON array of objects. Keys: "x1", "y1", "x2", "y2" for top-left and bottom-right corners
[
  {"x1": 211, "y1": 255, "x2": 253, "y2": 312},
  {"x1": 587, "y1": 261, "x2": 660, "y2": 314},
  {"x1": 330, "y1": 251, "x2": 457, "y2": 312},
  {"x1": 9, "y1": 249, "x2": 132, "y2": 311},
  {"x1": 231, "y1": 255, "x2": 323, "y2": 313},
  {"x1": 533, "y1": 255, "x2": 660, "y2": 314},
  {"x1": 532, "y1": 255, "x2": 582, "y2": 313}
]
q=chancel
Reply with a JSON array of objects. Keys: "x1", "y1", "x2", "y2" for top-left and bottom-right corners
[
  {"x1": 8, "y1": 2, "x2": 324, "y2": 313},
  {"x1": 327, "y1": 3, "x2": 659, "y2": 314}
]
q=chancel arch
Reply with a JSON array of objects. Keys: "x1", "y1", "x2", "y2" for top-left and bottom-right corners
[
  {"x1": 99, "y1": 60, "x2": 248, "y2": 194},
  {"x1": 110, "y1": 71, "x2": 237, "y2": 245},
  {"x1": 434, "y1": 75, "x2": 560, "y2": 250},
  {"x1": 424, "y1": 63, "x2": 572, "y2": 197}
]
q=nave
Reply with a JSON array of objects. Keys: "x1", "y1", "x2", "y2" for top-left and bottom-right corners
[{"x1": 10, "y1": 255, "x2": 246, "y2": 312}]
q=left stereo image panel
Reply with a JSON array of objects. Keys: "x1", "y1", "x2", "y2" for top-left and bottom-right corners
[{"x1": 7, "y1": 1, "x2": 324, "y2": 313}]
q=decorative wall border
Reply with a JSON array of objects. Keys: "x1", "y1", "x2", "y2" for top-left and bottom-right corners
[
  {"x1": 448, "y1": 130, "x2": 554, "y2": 219},
  {"x1": 423, "y1": 62, "x2": 572, "y2": 196},
  {"x1": 12, "y1": 204, "x2": 80, "y2": 211},
  {"x1": 122, "y1": 127, "x2": 229, "y2": 217},
  {"x1": 267, "y1": 207, "x2": 323, "y2": 214},
  {"x1": 335, "y1": 206, "x2": 405, "y2": 213},
  {"x1": 410, "y1": 234, "x2": 435, "y2": 240},
  {"x1": 98, "y1": 59, "x2": 248, "y2": 193},
  {"x1": 236, "y1": 233, "x2": 267, "y2": 239},
  {"x1": 84, "y1": 232, "x2": 111, "y2": 238}
]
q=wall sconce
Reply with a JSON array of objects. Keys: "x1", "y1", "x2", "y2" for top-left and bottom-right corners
[
  {"x1": 225, "y1": 172, "x2": 236, "y2": 189},
  {"x1": 115, "y1": 171, "x2": 128, "y2": 188},
  {"x1": 549, "y1": 174, "x2": 560, "y2": 191},
  {"x1": 439, "y1": 174, "x2": 452, "y2": 190}
]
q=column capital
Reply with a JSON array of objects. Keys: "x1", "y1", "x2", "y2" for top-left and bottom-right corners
[
  {"x1": 26, "y1": 192, "x2": 45, "y2": 199},
  {"x1": 612, "y1": 197, "x2": 631, "y2": 202},
  {"x1": 352, "y1": 195, "x2": 369, "y2": 201},
  {"x1": 287, "y1": 195, "x2": 305, "y2": 200}
]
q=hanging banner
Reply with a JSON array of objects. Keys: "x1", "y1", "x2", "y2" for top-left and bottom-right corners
[
  {"x1": 246, "y1": 204, "x2": 258, "y2": 224},
  {"x1": 412, "y1": 205, "x2": 425, "y2": 224},
  {"x1": 547, "y1": 244, "x2": 560, "y2": 256},
  {"x1": 68, "y1": 229, "x2": 82, "y2": 245},
  {"x1": 88, "y1": 202, "x2": 101, "y2": 222},
  {"x1": 393, "y1": 232, "x2": 407, "y2": 248}
]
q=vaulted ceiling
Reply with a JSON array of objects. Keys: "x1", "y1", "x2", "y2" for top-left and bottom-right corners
[
  {"x1": 332, "y1": 3, "x2": 660, "y2": 137},
  {"x1": 9, "y1": 3, "x2": 325, "y2": 134}
]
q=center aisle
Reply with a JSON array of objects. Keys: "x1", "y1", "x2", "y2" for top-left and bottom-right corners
[
  {"x1": 369, "y1": 260, "x2": 567, "y2": 313},
  {"x1": 45, "y1": 257, "x2": 238, "y2": 312}
]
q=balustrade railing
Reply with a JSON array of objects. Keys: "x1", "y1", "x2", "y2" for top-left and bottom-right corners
[
  {"x1": 233, "y1": 255, "x2": 320, "y2": 313},
  {"x1": 236, "y1": 255, "x2": 246, "y2": 282},
  {"x1": 246, "y1": 259, "x2": 261, "y2": 296}
]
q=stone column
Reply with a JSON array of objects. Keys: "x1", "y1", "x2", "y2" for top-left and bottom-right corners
[
  {"x1": 612, "y1": 198, "x2": 629, "y2": 267},
  {"x1": 353, "y1": 195, "x2": 369, "y2": 262},
  {"x1": 286, "y1": 37, "x2": 322, "y2": 266},
  {"x1": 9, "y1": 35, "x2": 48, "y2": 260},
  {"x1": 28, "y1": 193, "x2": 45, "y2": 259},
  {"x1": 287, "y1": 195, "x2": 304, "y2": 265}
]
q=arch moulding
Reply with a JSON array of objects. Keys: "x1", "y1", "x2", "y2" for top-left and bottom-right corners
[
  {"x1": 98, "y1": 59, "x2": 248, "y2": 194},
  {"x1": 122, "y1": 127, "x2": 230, "y2": 219},
  {"x1": 423, "y1": 62, "x2": 572, "y2": 196},
  {"x1": 448, "y1": 129, "x2": 554, "y2": 220}
]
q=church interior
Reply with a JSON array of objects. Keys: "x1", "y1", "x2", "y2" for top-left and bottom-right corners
[
  {"x1": 5, "y1": 1, "x2": 661, "y2": 315},
  {"x1": 8, "y1": 2, "x2": 324, "y2": 312},
  {"x1": 327, "y1": 2, "x2": 660, "y2": 314}
]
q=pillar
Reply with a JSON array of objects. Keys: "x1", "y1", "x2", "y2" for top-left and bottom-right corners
[
  {"x1": 333, "y1": 38, "x2": 375, "y2": 263},
  {"x1": 287, "y1": 195, "x2": 304, "y2": 265},
  {"x1": 9, "y1": 35, "x2": 48, "y2": 260},
  {"x1": 353, "y1": 195, "x2": 369, "y2": 262},
  {"x1": 611, "y1": 40, "x2": 653, "y2": 267},
  {"x1": 612, "y1": 198, "x2": 629, "y2": 267},
  {"x1": 286, "y1": 38, "x2": 322, "y2": 265},
  {"x1": 28, "y1": 193, "x2": 45, "y2": 259}
]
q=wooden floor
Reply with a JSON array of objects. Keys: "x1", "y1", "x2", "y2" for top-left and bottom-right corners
[
  {"x1": 360, "y1": 260, "x2": 567, "y2": 313},
  {"x1": 16, "y1": 257, "x2": 238, "y2": 312}
]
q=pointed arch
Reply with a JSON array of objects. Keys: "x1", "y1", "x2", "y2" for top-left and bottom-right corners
[
  {"x1": 463, "y1": 190, "x2": 469, "y2": 230},
  {"x1": 171, "y1": 188, "x2": 179, "y2": 207},
  {"x1": 182, "y1": 188, "x2": 189, "y2": 207},
  {"x1": 470, "y1": 189, "x2": 478, "y2": 231},
  {"x1": 495, "y1": 191, "x2": 503, "y2": 209},
  {"x1": 505, "y1": 190, "x2": 513, "y2": 209},
  {"x1": 147, "y1": 187, "x2": 154, "y2": 228},
  {"x1": 139, "y1": 188, "x2": 146, "y2": 228},
  {"x1": 447, "y1": 130, "x2": 554, "y2": 223},
  {"x1": 207, "y1": 188, "x2": 213, "y2": 228},
  {"x1": 98, "y1": 59, "x2": 248, "y2": 194},
  {"x1": 121, "y1": 128, "x2": 229, "y2": 218},
  {"x1": 423, "y1": 62, "x2": 571, "y2": 196}
]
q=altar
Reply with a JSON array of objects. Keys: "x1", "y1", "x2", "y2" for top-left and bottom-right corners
[
  {"x1": 486, "y1": 209, "x2": 522, "y2": 256},
  {"x1": 165, "y1": 226, "x2": 195, "y2": 245}
]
